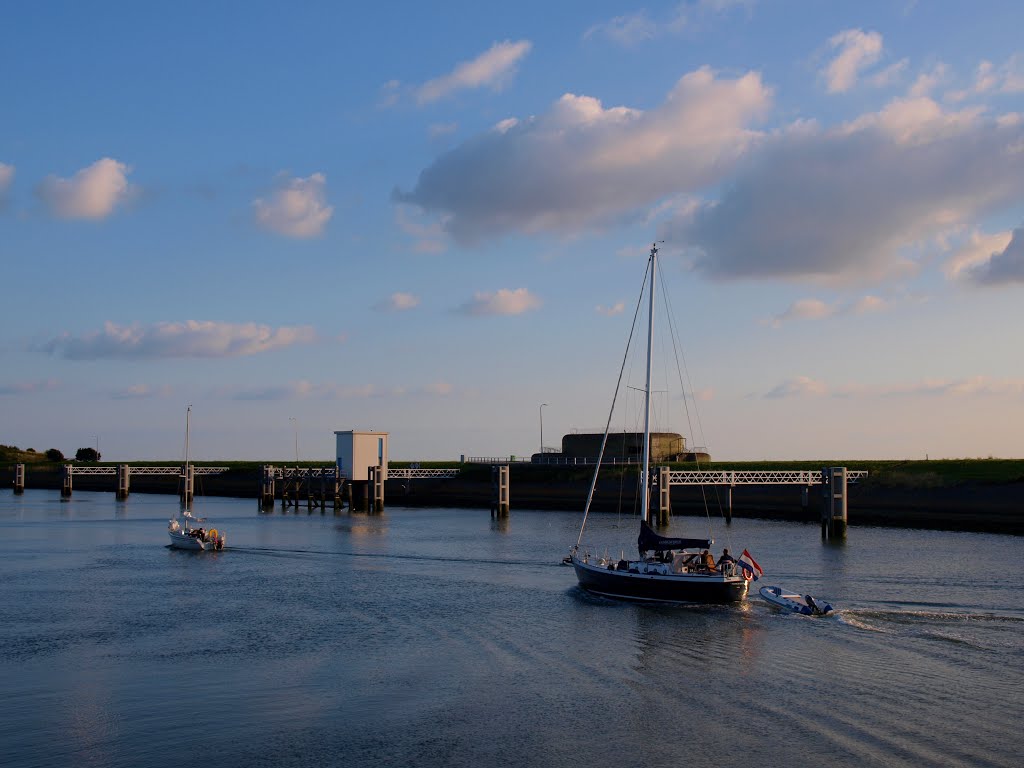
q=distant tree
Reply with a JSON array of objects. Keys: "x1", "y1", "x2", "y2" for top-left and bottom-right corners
[
  {"x1": 45, "y1": 448, "x2": 65, "y2": 462},
  {"x1": 27, "y1": 448, "x2": 36, "y2": 453},
  {"x1": 75, "y1": 447, "x2": 101, "y2": 462}
]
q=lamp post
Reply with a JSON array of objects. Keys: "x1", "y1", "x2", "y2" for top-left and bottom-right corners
[{"x1": 539, "y1": 403, "x2": 548, "y2": 457}]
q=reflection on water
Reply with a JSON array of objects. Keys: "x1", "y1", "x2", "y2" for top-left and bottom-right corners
[{"x1": 0, "y1": 489, "x2": 1021, "y2": 768}]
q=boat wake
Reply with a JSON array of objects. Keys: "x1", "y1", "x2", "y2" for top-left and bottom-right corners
[
  {"x1": 229, "y1": 545, "x2": 560, "y2": 569},
  {"x1": 834, "y1": 606, "x2": 1024, "y2": 650}
]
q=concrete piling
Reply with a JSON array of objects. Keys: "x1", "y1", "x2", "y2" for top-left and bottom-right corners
[
  {"x1": 61, "y1": 464, "x2": 72, "y2": 498},
  {"x1": 370, "y1": 465, "x2": 385, "y2": 512},
  {"x1": 657, "y1": 466, "x2": 671, "y2": 525},
  {"x1": 260, "y1": 465, "x2": 275, "y2": 509},
  {"x1": 116, "y1": 464, "x2": 130, "y2": 500},
  {"x1": 14, "y1": 463, "x2": 25, "y2": 494},
  {"x1": 491, "y1": 464, "x2": 509, "y2": 517},
  {"x1": 821, "y1": 466, "x2": 848, "y2": 540}
]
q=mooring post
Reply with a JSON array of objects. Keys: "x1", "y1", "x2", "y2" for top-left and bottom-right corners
[
  {"x1": 259, "y1": 465, "x2": 275, "y2": 509},
  {"x1": 61, "y1": 464, "x2": 73, "y2": 498},
  {"x1": 491, "y1": 464, "x2": 509, "y2": 517},
  {"x1": 657, "y1": 466, "x2": 671, "y2": 525},
  {"x1": 332, "y1": 471, "x2": 342, "y2": 510},
  {"x1": 116, "y1": 464, "x2": 130, "y2": 500},
  {"x1": 14, "y1": 463, "x2": 25, "y2": 494},
  {"x1": 372, "y1": 464, "x2": 385, "y2": 512},
  {"x1": 821, "y1": 466, "x2": 848, "y2": 540}
]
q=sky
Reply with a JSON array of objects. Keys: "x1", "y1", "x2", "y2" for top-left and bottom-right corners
[{"x1": 2, "y1": 0, "x2": 1023, "y2": 463}]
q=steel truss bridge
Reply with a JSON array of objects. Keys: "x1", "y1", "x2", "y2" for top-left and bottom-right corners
[
  {"x1": 667, "y1": 470, "x2": 868, "y2": 486},
  {"x1": 68, "y1": 466, "x2": 230, "y2": 476}
]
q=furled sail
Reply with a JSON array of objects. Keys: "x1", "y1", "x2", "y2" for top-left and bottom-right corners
[{"x1": 637, "y1": 521, "x2": 710, "y2": 555}]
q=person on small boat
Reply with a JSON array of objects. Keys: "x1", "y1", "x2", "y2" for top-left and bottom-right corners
[
  {"x1": 701, "y1": 550, "x2": 716, "y2": 571},
  {"x1": 717, "y1": 548, "x2": 736, "y2": 568}
]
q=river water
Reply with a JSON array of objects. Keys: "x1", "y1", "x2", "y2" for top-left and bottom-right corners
[{"x1": 1, "y1": 489, "x2": 1021, "y2": 768}]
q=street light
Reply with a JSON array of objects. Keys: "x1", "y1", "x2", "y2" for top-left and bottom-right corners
[
  {"x1": 539, "y1": 403, "x2": 548, "y2": 457},
  {"x1": 289, "y1": 417, "x2": 299, "y2": 466}
]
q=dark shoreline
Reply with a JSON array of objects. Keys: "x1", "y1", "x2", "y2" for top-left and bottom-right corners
[{"x1": 3, "y1": 465, "x2": 1021, "y2": 535}]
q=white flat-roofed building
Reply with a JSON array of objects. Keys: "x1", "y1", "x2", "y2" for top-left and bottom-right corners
[{"x1": 335, "y1": 430, "x2": 389, "y2": 481}]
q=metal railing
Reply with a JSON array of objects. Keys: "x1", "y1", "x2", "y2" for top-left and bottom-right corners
[
  {"x1": 667, "y1": 470, "x2": 868, "y2": 486},
  {"x1": 389, "y1": 468, "x2": 461, "y2": 479},
  {"x1": 68, "y1": 465, "x2": 230, "y2": 476}
]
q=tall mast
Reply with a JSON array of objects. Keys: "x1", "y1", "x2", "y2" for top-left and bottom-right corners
[
  {"x1": 641, "y1": 244, "x2": 657, "y2": 526},
  {"x1": 184, "y1": 405, "x2": 191, "y2": 469}
]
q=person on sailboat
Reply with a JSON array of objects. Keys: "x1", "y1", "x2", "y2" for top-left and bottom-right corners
[
  {"x1": 717, "y1": 548, "x2": 736, "y2": 567},
  {"x1": 701, "y1": 549, "x2": 716, "y2": 571}
]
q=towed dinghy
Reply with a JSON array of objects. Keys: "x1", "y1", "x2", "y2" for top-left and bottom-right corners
[{"x1": 759, "y1": 585, "x2": 832, "y2": 616}]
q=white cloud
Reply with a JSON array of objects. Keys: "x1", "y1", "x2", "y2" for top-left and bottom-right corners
[
  {"x1": 766, "y1": 295, "x2": 888, "y2": 327},
  {"x1": 429, "y1": 122, "x2": 458, "y2": 140},
  {"x1": 943, "y1": 229, "x2": 1014, "y2": 280},
  {"x1": 254, "y1": 173, "x2": 333, "y2": 238},
  {"x1": 584, "y1": 1, "x2": 752, "y2": 45},
  {"x1": 584, "y1": 11, "x2": 661, "y2": 46},
  {"x1": 1003, "y1": 54, "x2": 1024, "y2": 93},
  {"x1": 596, "y1": 302, "x2": 625, "y2": 316},
  {"x1": 908, "y1": 63, "x2": 945, "y2": 97},
  {"x1": 0, "y1": 378, "x2": 59, "y2": 395},
  {"x1": 960, "y1": 227, "x2": 1024, "y2": 285},
  {"x1": 376, "y1": 292, "x2": 420, "y2": 311},
  {"x1": 768, "y1": 298, "x2": 834, "y2": 327},
  {"x1": 763, "y1": 374, "x2": 1024, "y2": 401},
  {"x1": 419, "y1": 381, "x2": 453, "y2": 396},
  {"x1": 662, "y1": 96, "x2": 1024, "y2": 281},
  {"x1": 416, "y1": 40, "x2": 531, "y2": 105},
  {"x1": 224, "y1": 379, "x2": 455, "y2": 400},
  {"x1": 37, "y1": 158, "x2": 132, "y2": 219},
  {"x1": 378, "y1": 79, "x2": 401, "y2": 108},
  {"x1": 458, "y1": 288, "x2": 541, "y2": 316},
  {"x1": 882, "y1": 376, "x2": 1024, "y2": 398},
  {"x1": 44, "y1": 320, "x2": 316, "y2": 360},
  {"x1": 870, "y1": 58, "x2": 910, "y2": 89},
  {"x1": 111, "y1": 384, "x2": 173, "y2": 399},
  {"x1": 397, "y1": 67, "x2": 771, "y2": 243},
  {"x1": 851, "y1": 294, "x2": 886, "y2": 314},
  {"x1": 823, "y1": 29, "x2": 883, "y2": 93},
  {"x1": 765, "y1": 376, "x2": 829, "y2": 399}
]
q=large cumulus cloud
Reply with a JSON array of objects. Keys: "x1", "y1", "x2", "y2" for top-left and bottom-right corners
[
  {"x1": 395, "y1": 67, "x2": 772, "y2": 243},
  {"x1": 663, "y1": 98, "x2": 1024, "y2": 281}
]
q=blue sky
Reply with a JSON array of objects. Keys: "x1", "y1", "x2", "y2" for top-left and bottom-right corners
[{"x1": 2, "y1": 0, "x2": 1023, "y2": 462}]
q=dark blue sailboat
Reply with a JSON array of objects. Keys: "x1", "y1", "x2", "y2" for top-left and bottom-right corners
[{"x1": 569, "y1": 244, "x2": 750, "y2": 604}]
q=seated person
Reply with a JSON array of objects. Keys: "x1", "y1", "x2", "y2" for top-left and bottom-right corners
[
  {"x1": 717, "y1": 548, "x2": 736, "y2": 568},
  {"x1": 701, "y1": 549, "x2": 716, "y2": 571}
]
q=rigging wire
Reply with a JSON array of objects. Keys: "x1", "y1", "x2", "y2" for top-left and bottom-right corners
[
  {"x1": 576, "y1": 252, "x2": 652, "y2": 549},
  {"x1": 656, "y1": 256, "x2": 733, "y2": 552}
]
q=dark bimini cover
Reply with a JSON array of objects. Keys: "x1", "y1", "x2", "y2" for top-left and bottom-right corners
[{"x1": 637, "y1": 521, "x2": 711, "y2": 556}]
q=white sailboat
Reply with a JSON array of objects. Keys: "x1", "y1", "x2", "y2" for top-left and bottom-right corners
[
  {"x1": 568, "y1": 244, "x2": 754, "y2": 603},
  {"x1": 168, "y1": 406, "x2": 225, "y2": 551}
]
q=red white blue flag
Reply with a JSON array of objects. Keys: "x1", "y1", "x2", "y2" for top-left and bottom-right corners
[{"x1": 737, "y1": 549, "x2": 763, "y2": 581}]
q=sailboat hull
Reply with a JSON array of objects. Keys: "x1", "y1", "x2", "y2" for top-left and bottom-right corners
[
  {"x1": 168, "y1": 530, "x2": 211, "y2": 550},
  {"x1": 573, "y1": 557, "x2": 749, "y2": 604}
]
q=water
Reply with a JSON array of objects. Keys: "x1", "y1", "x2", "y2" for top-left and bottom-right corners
[{"x1": 1, "y1": 490, "x2": 1021, "y2": 768}]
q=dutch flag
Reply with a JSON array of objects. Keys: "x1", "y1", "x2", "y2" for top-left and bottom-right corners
[{"x1": 737, "y1": 549, "x2": 763, "y2": 581}]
